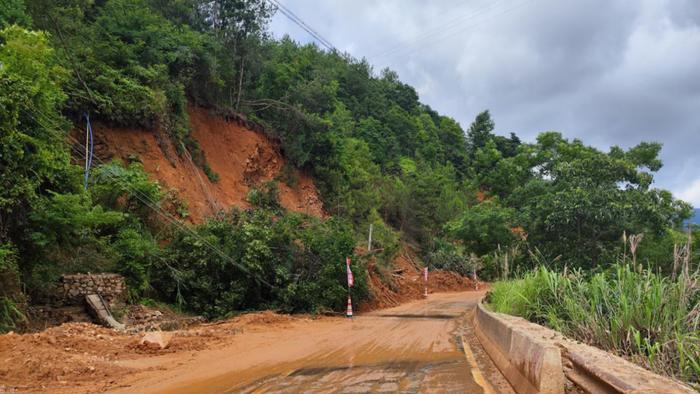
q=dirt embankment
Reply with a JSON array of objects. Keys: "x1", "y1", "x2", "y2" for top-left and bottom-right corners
[
  {"x1": 361, "y1": 246, "x2": 479, "y2": 312},
  {"x1": 90, "y1": 106, "x2": 324, "y2": 223}
]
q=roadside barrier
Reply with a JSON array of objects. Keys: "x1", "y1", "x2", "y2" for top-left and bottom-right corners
[
  {"x1": 473, "y1": 301, "x2": 696, "y2": 394},
  {"x1": 474, "y1": 303, "x2": 564, "y2": 394}
]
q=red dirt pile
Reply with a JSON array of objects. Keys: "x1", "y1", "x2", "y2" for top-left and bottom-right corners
[
  {"x1": 360, "y1": 246, "x2": 478, "y2": 312},
  {"x1": 89, "y1": 106, "x2": 324, "y2": 223}
]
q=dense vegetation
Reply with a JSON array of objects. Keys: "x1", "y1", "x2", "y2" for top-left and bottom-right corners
[
  {"x1": 0, "y1": 0, "x2": 696, "y2": 344},
  {"x1": 152, "y1": 209, "x2": 367, "y2": 318},
  {"x1": 489, "y1": 260, "x2": 700, "y2": 385}
]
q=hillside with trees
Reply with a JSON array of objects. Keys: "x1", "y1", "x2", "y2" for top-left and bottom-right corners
[{"x1": 0, "y1": 0, "x2": 695, "y2": 338}]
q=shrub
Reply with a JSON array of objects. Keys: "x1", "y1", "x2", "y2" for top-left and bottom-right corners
[
  {"x1": 425, "y1": 239, "x2": 475, "y2": 277},
  {"x1": 247, "y1": 181, "x2": 282, "y2": 212},
  {"x1": 203, "y1": 163, "x2": 220, "y2": 183},
  {"x1": 151, "y1": 209, "x2": 367, "y2": 318},
  {"x1": 112, "y1": 228, "x2": 159, "y2": 300},
  {"x1": 90, "y1": 161, "x2": 163, "y2": 224},
  {"x1": 279, "y1": 216, "x2": 368, "y2": 313},
  {"x1": 365, "y1": 209, "x2": 400, "y2": 266},
  {"x1": 22, "y1": 192, "x2": 123, "y2": 299},
  {"x1": 278, "y1": 162, "x2": 299, "y2": 187},
  {"x1": 0, "y1": 244, "x2": 25, "y2": 332}
]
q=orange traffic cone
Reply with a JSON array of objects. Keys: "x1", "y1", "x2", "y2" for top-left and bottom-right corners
[{"x1": 346, "y1": 295, "x2": 353, "y2": 318}]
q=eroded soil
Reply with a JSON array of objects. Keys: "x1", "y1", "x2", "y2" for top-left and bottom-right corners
[{"x1": 87, "y1": 106, "x2": 324, "y2": 223}]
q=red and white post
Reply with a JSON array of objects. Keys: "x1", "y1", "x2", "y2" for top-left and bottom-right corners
[
  {"x1": 423, "y1": 267, "x2": 428, "y2": 298},
  {"x1": 346, "y1": 294, "x2": 353, "y2": 318},
  {"x1": 346, "y1": 257, "x2": 354, "y2": 318}
]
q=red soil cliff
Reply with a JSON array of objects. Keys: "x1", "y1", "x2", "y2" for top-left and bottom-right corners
[{"x1": 89, "y1": 107, "x2": 325, "y2": 222}]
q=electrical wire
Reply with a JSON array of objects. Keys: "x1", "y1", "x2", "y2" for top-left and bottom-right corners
[
  {"x1": 371, "y1": 0, "x2": 534, "y2": 63},
  {"x1": 269, "y1": 0, "x2": 336, "y2": 51},
  {"x1": 368, "y1": 0, "x2": 508, "y2": 60},
  {"x1": 83, "y1": 113, "x2": 94, "y2": 189}
]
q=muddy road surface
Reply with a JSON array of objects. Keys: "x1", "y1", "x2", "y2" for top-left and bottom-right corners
[{"x1": 111, "y1": 291, "x2": 513, "y2": 393}]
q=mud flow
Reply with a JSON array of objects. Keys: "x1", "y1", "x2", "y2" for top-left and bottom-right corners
[
  {"x1": 143, "y1": 293, "x2": 513, "y2": 394},
  {"x1": 2, "y1": 292, "x2": 514, "y2": 393}
]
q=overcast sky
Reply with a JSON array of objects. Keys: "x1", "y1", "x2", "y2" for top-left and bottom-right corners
[{"x1": 269, "y1": 0, "x2": 700, "y2": 206}]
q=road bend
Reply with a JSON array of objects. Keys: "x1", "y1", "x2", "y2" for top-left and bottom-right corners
[{"x1": 114, "y1": 291, "x2": 514, "y2": 393}]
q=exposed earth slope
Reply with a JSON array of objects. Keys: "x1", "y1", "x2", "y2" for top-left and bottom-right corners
[{"x1": 89, "y1": 106, "x2": 324, "y2": 223}]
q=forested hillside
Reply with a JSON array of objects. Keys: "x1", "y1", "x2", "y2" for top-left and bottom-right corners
[{"x1": 0, "y1": 0, "x2": 694, "y2": 330}]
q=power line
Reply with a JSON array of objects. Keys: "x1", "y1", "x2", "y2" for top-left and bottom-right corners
[
  {"x1": 272, "y1": 0, "x2": 335, "y2": 50},
  {"x1": 369, "y1": 0, "x2": 534, "y2": 62},
  {"x1": 268, "y1": 0, "x2": 337, "y2": 52},
  {"x1": 368, "y1": 0, "x2": 508, "y2": 59}
]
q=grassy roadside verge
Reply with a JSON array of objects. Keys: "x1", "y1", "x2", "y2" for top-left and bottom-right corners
[{"x1": 486, "y1": 264, "x2": 700, "y2": 386}]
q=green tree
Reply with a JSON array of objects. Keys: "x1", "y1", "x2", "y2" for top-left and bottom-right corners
[
  {"x1": 195, "y1": 0, "x2": 275, "y2": 109},
  {"x1": 0, "y1": 25, "x2": 76, "y2": 255},
  {"x1": 415, "y1": 113, "x2": 444, "y2": 163},
  {"x1": 90, "y1": 161, "x2": 163, "y2": 224},
  {"x1": 355, "y1": 116, "x2": 397, "y2": 167},
  {"x1": 384, "y1": 104, "x2": 419, "y2": 159},
  {"x1": 403, "y1": 162, "x2": 467, "y2": 243},
  {"x1": 512, "y1": 133, "x2": 691, "y2": 267},
  {"x1": 0, "y1": 0, "x2": 31, "y2": 27},
  {"x1": 466, "y1": 110, "x2": 495, "y2": 156},
  {"x1": 437, "y1": 116, "x2": 470, "y2": 177},
  {"x1": 447, "y1": 201, "x2": 516, "y2": 257},
  {"x1": 472, "y1": 140, "x2": 531, "y2": 198},
  {"x1": 152, "y1": 210, "x2": 366, "y2": 316},
  {"x1": 112, "y1": 228, "x2": 159, "y2": 299},
  {"x1": 318, "y1": 138, "x2": 381, "y2": 222}
]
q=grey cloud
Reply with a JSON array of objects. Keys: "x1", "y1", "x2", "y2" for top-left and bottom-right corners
[
  {"x1": 669, "y1": 0, "x2": 700, "y2": 27},
  {"x1": 270, "y1": 0, "x2": 700, "y2": 203}
]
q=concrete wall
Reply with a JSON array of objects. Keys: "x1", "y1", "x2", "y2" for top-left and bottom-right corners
[
  {"x1": 474, "y1": 302, "x2": 695, "y2": 394},
  {"x1": 474, "y1": 303, "x2": 565, "y2": 394},
  {"x1": 561, "y1": 339, "x2": 696, "y2": 393}
]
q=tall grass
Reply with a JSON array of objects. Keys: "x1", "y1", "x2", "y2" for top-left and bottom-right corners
[
  {"x1": 488, "y1": 264, "x2": 700, "y2": 385},
  {"x1": 0, "y1": 297, "x2": 25, "y2": 332}
]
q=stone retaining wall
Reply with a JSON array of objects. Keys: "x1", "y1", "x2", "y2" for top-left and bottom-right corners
[{"x1": 57, "y1": 273, "x2": 125, "y2": 306}]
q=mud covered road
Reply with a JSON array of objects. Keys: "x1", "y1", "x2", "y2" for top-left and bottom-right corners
[{"x1": 111, "y1": 291, "x2": 514, "y2": 393}]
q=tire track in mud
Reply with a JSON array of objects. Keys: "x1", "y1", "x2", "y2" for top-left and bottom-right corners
[{"x1": 220, "y1": 296, "x2": 513, "y2": 393}]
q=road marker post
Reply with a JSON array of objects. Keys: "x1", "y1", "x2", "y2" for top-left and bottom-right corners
[
  {"x1": 423, "y1": 267, "x2": 428, "y2": 298},
  {"x1": 346, "y1": 257, "x2": 354, "y2": 318}
]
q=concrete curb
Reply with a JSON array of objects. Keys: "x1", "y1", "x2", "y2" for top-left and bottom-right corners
[
  {"x1": 474, "y1": 303, "x2": 565, "y2": 394},
  {"x1": 474, "y1": 301, "x2": 696, "y2": 394},
  {"x1": 560, "y1": 339, "x2": 696, "y2": 393}
]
